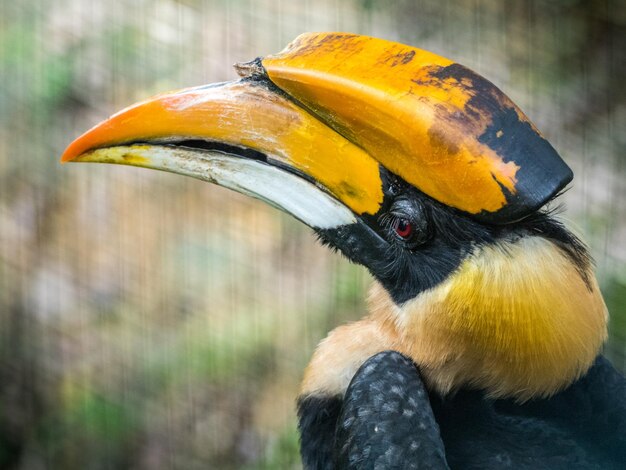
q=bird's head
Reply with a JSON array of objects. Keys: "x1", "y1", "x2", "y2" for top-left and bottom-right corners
[{"x1": 62, "y1": 32, "x2": 607, "y2": 399}]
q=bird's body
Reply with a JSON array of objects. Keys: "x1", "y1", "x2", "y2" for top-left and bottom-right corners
[
  {"x1": 432, "y1": 355, "x2": 626, "y2": 469},
  {"x1": 327, "y1": 352, "x2": 626, "y2": 469},
  {"x1": 61, "y1": 32, "x2": 623, "y2": 469}
]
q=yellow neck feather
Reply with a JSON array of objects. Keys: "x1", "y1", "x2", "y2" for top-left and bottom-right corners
[{"x1": 368, "y1": 236, "x2": 608, "y2": 401}]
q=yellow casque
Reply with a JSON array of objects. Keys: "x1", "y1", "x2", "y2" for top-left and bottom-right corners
[{"x1": 263, "y1": 32, "x2": 533, "y2": 216}]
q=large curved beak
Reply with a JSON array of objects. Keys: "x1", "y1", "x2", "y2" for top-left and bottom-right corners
[
  {"x1": 261, "y1": 32, "x2": 573, "y2": 223},
  {"x1": 63, "y1": 32, "x2": 573, "y2": 226},
  {"x1": 61, "y1": 79, "x2": 384, "y2": 229}
]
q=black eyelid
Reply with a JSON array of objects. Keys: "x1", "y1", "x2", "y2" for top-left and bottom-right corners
[
  {"x1": 376, "y1": 199, "x2": 432, "y2": 251},
  {"x1": 391, "y1": 198, "x2": 428, "y2": 222}
]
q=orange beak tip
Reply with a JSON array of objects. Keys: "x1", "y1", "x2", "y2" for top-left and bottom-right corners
[
  {"x1": 60, "y1": 153, "x2": 74, "y2": 164},
  {"x1": 60, "y1": 149, "x2": 76, "y2": 163}
]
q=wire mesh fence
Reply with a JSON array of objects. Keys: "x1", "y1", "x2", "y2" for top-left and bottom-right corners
[{"x1": 0, "y1": 0, "x2": 624, "y2": 468}]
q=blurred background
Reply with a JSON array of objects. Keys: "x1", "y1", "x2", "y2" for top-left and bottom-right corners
[{"x1": 0, "y1": 0, "x2": 624, "y2": 468}]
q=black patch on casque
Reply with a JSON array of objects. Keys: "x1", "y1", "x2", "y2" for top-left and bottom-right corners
[
  {"x1": 424, "y1": 63, "x2": 573, "y2": 224},
  {"x1": 477, "y1": 107, "x2": 573, "y2": 224},
  {"x1": 297, "y1": 395, "x2": 342, "y2": 470}
]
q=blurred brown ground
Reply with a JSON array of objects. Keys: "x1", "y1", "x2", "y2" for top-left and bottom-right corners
[{"x1": 0, "y1": 0, "x2": 624, "y2": 468}]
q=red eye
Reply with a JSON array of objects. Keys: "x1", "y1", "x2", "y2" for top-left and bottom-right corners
[{"x1": 394, "y1": 218, "x2": 413, "y2": 239}]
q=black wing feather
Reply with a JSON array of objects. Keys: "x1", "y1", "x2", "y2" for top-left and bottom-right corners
[
  {"x1": 298, "y1": 353, "x2": 626, "y2": 469},
  {"x1": 335, "y1": 351, "x2": 449, "y2": 469}
]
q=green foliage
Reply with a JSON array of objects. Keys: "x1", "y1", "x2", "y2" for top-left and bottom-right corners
[{"x1": 245, "y1": 426, "x2": 301, "y2": 470}]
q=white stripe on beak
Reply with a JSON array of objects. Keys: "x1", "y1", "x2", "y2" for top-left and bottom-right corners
[{"x1": 76, "y1": 144, "x2": 357, "y2": 230}]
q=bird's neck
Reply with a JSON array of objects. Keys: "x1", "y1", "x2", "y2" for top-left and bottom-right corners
[{"x1": 368, "y1": 236, "x2": 608, "y2": 401}]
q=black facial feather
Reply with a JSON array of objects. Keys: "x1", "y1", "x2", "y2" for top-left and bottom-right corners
[
  {"x1": 316, "y1": 167, "x2": 592, "y2": 304},
  {"x1": 316, "y1": 169, "x2": 494, "y2": 304}
]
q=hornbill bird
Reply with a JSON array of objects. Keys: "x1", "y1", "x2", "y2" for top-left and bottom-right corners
[{"x1": 62, "y1": 33, "x2": 625, "y2": 469}]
